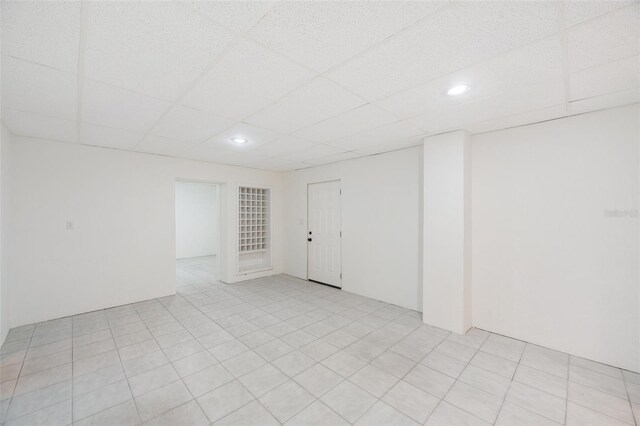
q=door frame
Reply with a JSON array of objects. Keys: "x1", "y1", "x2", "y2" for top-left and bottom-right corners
[
  {"x1": 306, "y1": 179, "x2": 342, "y2": 288},
  {"x1": 174, "y1": 178, "x2": 225, "y2": 282}
]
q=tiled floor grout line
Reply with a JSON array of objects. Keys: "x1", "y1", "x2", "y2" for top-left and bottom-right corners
[
  {"x1": 104, "y1": 315, "x2": 144, "y2": 426},
  {"x1": 493, "y1": 341, "x2": 524, "y2": 426},
  {"x1": 563, "y1": 352, "x2": 570, "y2": 426},
  {"x1": 174, "y1": 277, "x2": 371, "y2": 425},
  {"x1": 624, "y1": 379, "x2": 639, "y2": 426},
  {"x1": 2, "y1": 328, "x2": 35, "y2": 425},
  {"x1": 152, "y1": 290, "x2": 283, "y2": 425},
  {"x1": 2, "y1": 263, "x2": 638, "y2": 426}
]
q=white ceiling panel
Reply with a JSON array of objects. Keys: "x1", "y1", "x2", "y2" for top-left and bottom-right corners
[
  {"x1": 279, "y1": 144, "x2": 348, "y2": 163},
  {"x1": 136, "y1": 134, "x2": 196, "y2": 157},
  {"x1": 189, "y1": 1, "x2": 276, "y2": 32},
  {"x1": 303, "y1": 151, "x2": 361, "y2": 167},
  {"x1": 248, "y1": 1, "x2": 448, "y2": 72},
  {"x1": 150, "y1": 105, "x2": 234, "y2": 144},
  {"x1": 81, "y1": 79, "x2": 171, "y2": 133},
  {"x1": 465, "y1": 104, "x2": 568, "y2": 134},
  {"x1": 570, "y1": 55, "x2": 640, "y2": 101},
  {"x1": 375, "y1": 36, "x2": 563, "y2": 120},
  {"x1": 80, "y1": 123, "x2": 144, "y2": 150},
  {"x1": 567, "y1": 3, "x2": 639, "y2": 73},
  {"x1": 327, "y1": 120, "x2": 426, "y2": 152},
  {"x1": 2, "y1": 108, "x2": 77, "y2": 143},
  {"x1": 205, "y1": 122, "x2": 281, "y2": 152},
  {"x1": 327, "y1": 1, "x2": 560, "y2": 101},
  {"x1": 565, "y1": 0, "x2": 635, "y2": 27},
  {"x1": 294, "y1": 104, "x2": 400, "y2": 143},
  {"x1": 354, "y1": 137, "x2": 424, "y2": 156},
  {"x1": 1, "y1": 1, "x2": 637, "y2": 171},
  {"x1": 1, "y1": 1, "x2": 80, "y2": 72},
  {"x1": 568, "y1": 88, "x2": 640, "y2": 116},
  {"x1": 246, "y1": 77, "x2": 365, "y2": 134},
  {"x1": 409, "y1": 78, "x2": 566, "y2": 134},
  {"x1": 83, "y1": 2, "x2": 234, "y2": 101},
  {"x1": 180, "y1": 142, "x2": 268, "y2": 166},
  {"x1": 1, "y1": 56, "x2": 77, "y2": 121},
  {"x1": 253, "y1": 135, "x2": 317, "y2": 158},
  {"x1": 231, "y1": 155, "x2": 307, "y2": 172},
  {"x1": 181, "y1": 40, "x2": 316, "y2": 120}
]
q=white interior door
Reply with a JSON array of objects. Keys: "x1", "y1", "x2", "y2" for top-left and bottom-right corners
[{"x1": 307, "y1": 180, "x2": 342, "y2": 288}]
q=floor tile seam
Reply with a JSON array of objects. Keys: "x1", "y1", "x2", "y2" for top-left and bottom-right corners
[
  {"x1": 567, "y1": 375, "x2": 633, "y2": 402},
  {"x1": 493, "y1": 337, "x2": 525, "y2": 426},
  {"x1": 622, "y1": 381, "x2": 639, "y2": 426},
  {"x1": 567, "y1": 396, "x2": 636, "y2": 426},
  {"x1": 105, "y1": 316, "x2": 144, "y2": 425},
  {"x1": 401, "y1": 333, "x2": 488, "y2": 425},
  {"x1": 339, "y1": 328, "x2": 440, "y2": 424},
  {"x1": 3, "y1": 395, "x2": 74, "y2": 424},
  {"x1": 154, "y1": 290, "x2": 277, "y2": 425},
  {"x1": 2, "y1": 375, "x2": 74, "y2": 422},
  {"x1": 569, "y1": 362, "x2": 627, "y2": 383}
]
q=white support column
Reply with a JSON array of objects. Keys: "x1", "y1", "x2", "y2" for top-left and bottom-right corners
[{"x1": 422, "y1": 131, "x2": 472, "y2": 335}]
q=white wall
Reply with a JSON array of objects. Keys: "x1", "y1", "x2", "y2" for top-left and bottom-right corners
[
  {"x1": 5, "y1": 137, "x2": 283, "y2": 328},
  {"x1": 284, "y1": 147, "x2": 423, "y2": 311},
  {"x1": 472, "y1": 105, "x2": 639, "y2": 372},
  {"x1": 423, "y1": 131, "x2": 472, "y2": 334},
  {"x1": 175, "y1": 182, "x2": 218, "y2": 259},
  {"x1": 0, "y1": 124, "x2": 11, "y2": 344}
]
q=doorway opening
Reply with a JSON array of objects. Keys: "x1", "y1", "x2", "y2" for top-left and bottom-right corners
[
  {"x1": 307, "y1": 180, "x2": 342, "y2": 288},
  {"x1": 175, "y1": 180, "x2": 220, "y2": 283}
]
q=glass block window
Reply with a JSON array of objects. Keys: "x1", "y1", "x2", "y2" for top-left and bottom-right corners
[{"x1": 238, "y1": 187, "x2": 269, "y2": 253}]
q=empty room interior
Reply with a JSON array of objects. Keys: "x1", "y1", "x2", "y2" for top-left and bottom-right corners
[{"x1": 0, "y1": 1, "x2": 638, "y2": 425}]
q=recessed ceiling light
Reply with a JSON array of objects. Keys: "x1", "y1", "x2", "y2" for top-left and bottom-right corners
[
  {"x1": 447, "y1": 84, "x2": 470, "y2": 96},
  {"x1": 231, "y1": 137, "x2": 248, "y2": 144}
]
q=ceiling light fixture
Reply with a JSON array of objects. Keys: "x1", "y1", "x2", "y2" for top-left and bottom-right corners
[
  {"x1": 231, "y1": 137, "x2": 248, "y2": 144},
  {"x1": 447, "y1": 84, "x2": 470, "y2": 96}
]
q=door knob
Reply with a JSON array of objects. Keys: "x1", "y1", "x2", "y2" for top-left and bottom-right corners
[{"x1": 307, "y1": 237, "x2": 312, "y2": 242}]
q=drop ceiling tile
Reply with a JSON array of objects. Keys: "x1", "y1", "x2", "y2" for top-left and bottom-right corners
[
  {"x1": 326, "y1": 120, "x2": 425, "y2": 151},
  {"x1": 180, "y1": 142, "x2": 267, "y2": 167},
  {"x1": 569, "y1": 55, "x2": 640, "y2": 101},
  {"x1": 2, "y1": 108, "x2": 77, "y2": 143},
  {"x1": 233, "y1": 156, "x2": 306, "y2": 172},
  {"x1": 327, "y1": 1, "x2": 561, "y2": 101},
  {"x1": 294, "y1": 104, "x2": 400, "y2": 143},
  {"x1": 181, "y1": 39, "x2": 316, "y2": 120},
  {"x1": 79, "y1": 123, "x2": 144, "y2": 150},
  {"x1": 1, "y1": 1, "x2": 80, "y2": 72},
  {"x1": 1, "y1": 56, "x2": 77, "y2": 121},
  {"x1": 81, "y1": 79, "x2": 171, "y2": 133},
  {"x1": 246, "y1": 77, "x2": 366, "y2": 134},
  {"x1": 567, "y1": 3, "x2": 639, "y2": 72},
  {"x1": 136, "y1": 134, "x2": 196, "y2": 157},
  {"x1": 83, "y1": 1, "x2": 233, "y2": 101},
  {"x1": 209, "y1": 122, "x2": 281, "y2": 148},
  {"x1": 409, "y1": 78, "x2": 566, "y2": 134},
  {"x1": 465, "y1": 104, "x2": 567, "y2": 134},
  {"x1": 253, "y1": 135, "x2": 317, "y2": 158},
  {"x1": 188, "y1": 1, "x2": 276, "y2": 32},
  {"x1": 150, "y1": 105, "x2": 234, "y2": 144},
  {"x1": 248, "y1": 1, "x2": 447, "y2": 72},
  {"x1": 568, "y1": 88, "x2": 640, "y2": 115},
  {"x1": 303, "y1": 151, "x2": 362, "y2": 166},
  {"x1": 375, "y1": 36, "x2": 564, "y2": 120},
  {"x1": 278, "y1": 143, "x2": 347, "y2": 163},
  {"x1": 354, "y1": 137, "x2": 424, "y2": 156},
  {"x1": 565, "y1": 0, "x2": 635, "y2": 27}
]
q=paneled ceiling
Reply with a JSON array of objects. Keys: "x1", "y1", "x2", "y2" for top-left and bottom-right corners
[{"x1": 1, "y1": 1, "x2": 638, "y2": 171}]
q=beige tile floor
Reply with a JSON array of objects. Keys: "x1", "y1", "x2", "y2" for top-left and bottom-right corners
[{"x1": 0, "y1": 257, "x2": 637, "y2": 425}]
